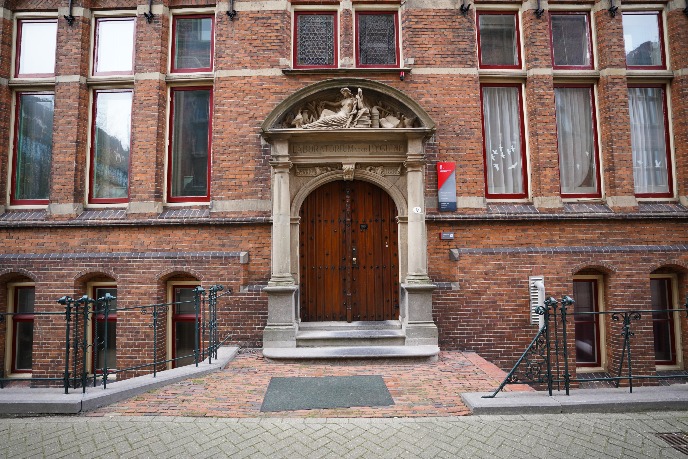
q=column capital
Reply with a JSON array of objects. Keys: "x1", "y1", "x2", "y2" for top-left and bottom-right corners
[{"x1": 270, "y1": 161, "x2": 292, "y2": 172}]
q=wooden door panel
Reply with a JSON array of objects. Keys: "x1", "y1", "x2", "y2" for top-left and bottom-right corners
[{"x1": 300, "y1": 180, "x2": 398, "y2": 322}]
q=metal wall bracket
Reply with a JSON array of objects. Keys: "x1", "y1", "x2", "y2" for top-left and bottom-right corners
[
  {"x1": 64, "y1": 0, "x2": 75, "y2": 25},
  {"x1": 460, "y1": 0, "x2": 471, "y2": 16},
  {"x1": 144, "y1": 0, "x2": 154, "y2": 23},
  {"x1": 227, "y1": 0, "x2": 237, "y2": 20},
  {"x1": 534, "y1": 0, "x2": 545, "y2": 19},
  {"x1": 608, "y1": 0, "x2": 619, "y2": 17}
]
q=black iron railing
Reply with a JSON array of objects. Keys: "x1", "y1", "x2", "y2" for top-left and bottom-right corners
[
  {"x1": 0, "y1": 284, "x2": 231, "y2": 393},
  {"x1": 485, "y1": 294, "x2": 688, "y2": 398}
]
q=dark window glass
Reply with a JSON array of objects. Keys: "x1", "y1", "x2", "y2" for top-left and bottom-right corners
[
  {"x1": 15, "y1": 322, "x2": 34, "y2": 371},
  {"x1": 174, "y1": 287, "x2": 197, "y2": 315},
  {"x1": 13, "y1": 93, "x2": 54, "y2": 203},
  {"x1": 91, "y1": 91, "x2": 132, "y2": 202},
  {"x1": 296, "y1": 13, "x2": 335, "y2": 67},
  {"x1": 357, "y1": 13, "x2": 398, "y2": 67},
  {"x1": 628, "y1": 87, "x2": 670, "y2": 196},
  {"x1": 554, "y1": 87, "x2": 598, "y2": 196},
  {"x1": 17, "y1": 20, "x2": 57, "y2": 77},
  {"x1": 93, "y1": 287, "x2": 117, "y2": 371},
  {"x1": 173, "y1": 286, "x2": 199, "y2": 367},
  {"x1": 16, "y1": 287, "x2": 35, "y2": 314},
  {"x1": 551, "y1": 14, "x2": 590, "y2": 67},
  {"x1": 623, "y1": 13, "x2": 663, "y2": 67},
  {"x1": 651, "y1": 278, "x2": 675, "y2": 364},
  {"x1": 173, "y1": 17, "x2": 213, "y2": 71},
  {"x1": 13, "y1": 286, "x2": 35, "y2": 372},
  {"x1": 573, "y1": 280, "x2": 600, "y2": 365},
  {"x1": 170, "y1": 89, "x2": 211, "y2": 199},
  {"x1": 175, "y1": 322, "x2": 196, "y2": 367},
  {"x1": 478, "y1": 14, "x2": 519, "y2": 67}
]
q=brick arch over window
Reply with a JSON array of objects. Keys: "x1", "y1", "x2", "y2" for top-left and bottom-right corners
[
  {"x1": 73, "y1": 269, "x2": 118, "y2": 285},
  {"x1": 0, "y1": 269, "x2": 38, "y2": 284},
  {"x1": 261, "y1": 78, "x2": 436, "y2": 131},
  {"x1": 156, "y1": 268, "x2": 205, "y2": 284},
  {"x1": 650, "y1": 261, "x2": 688, "y2": 275},
  {"x1": 571, "y1": 263, "x2": 617, "y2": 276}
]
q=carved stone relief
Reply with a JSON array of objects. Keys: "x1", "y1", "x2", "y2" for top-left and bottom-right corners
[
  {"x1": 355, "y1": 164, "x2": 402, "y2": 176},
  {"x1": 280, "y1": 87, "x2": 418, "y2": 130},
  {"x1": 294, "y1": 166, "x2": 336, "y2": 177}
]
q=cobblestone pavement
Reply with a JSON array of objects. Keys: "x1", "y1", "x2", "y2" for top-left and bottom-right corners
[
  {"x1": 3, "y1": 412, "x2": 688, "y2": 458},
  {"x1": 88, "y1": 350, "x2": 531, "y2": 418}
]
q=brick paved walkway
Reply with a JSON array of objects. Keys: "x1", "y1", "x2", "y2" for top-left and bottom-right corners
[
  {"x1": 89, "y1": 350, "x2": 531, "y2": 418},
  {"x1": 5, "y1": 412, "x2": 688, "y2": 458}
]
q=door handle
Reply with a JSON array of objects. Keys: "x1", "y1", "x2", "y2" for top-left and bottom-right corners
[{"x1": 352, "y1": 257, "x2": 357, "y2": 265}]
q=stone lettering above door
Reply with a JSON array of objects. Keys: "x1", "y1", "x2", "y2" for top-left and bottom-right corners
[{"x1": 291, "y1": 142, "x2": 407, "y2": 157}]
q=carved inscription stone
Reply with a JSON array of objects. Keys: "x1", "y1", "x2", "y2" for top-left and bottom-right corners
[{"x1": 291, "y1": 142, "x2": 406, "y2": 156}]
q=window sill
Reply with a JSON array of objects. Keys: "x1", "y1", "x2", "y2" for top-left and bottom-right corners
[
  {"x1": 626, "y1": 69, "x2": 674, "y2": 81},
  {"x1": 478, "y1": 69, "x2": 526, "y2": 79},
  {"x1": 552, "y1": 69, "x2": 600, "y2": 81},
  {"x1": 87, "y1": 75, "x2": 135, "y2": 86},
  {"x1": 283, "y1": 67, "x2": 411, "y2": 75},
  {"x1": 166, "y1": 73, "x2": 214, "y2": 84},
  {"x1": 8, "y1": 77, "x2": 56, "y2": 87}
]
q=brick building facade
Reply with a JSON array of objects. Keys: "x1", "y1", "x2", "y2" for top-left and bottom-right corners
[{"x1": 0, "y1": 0, "x2": 687, "y2": 384}]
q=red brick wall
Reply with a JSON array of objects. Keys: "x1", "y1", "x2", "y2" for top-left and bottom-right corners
[{"x1": 0, "y1": 0, "x2": 686, "y2": 384}]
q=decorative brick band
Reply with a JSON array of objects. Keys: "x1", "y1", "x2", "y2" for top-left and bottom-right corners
[
  {"x1": 449, "y1": 245, "x2": 688, "y2": 260},
  {"x1": 0, "y1": 251, "x2": 249, "y2": 261}
]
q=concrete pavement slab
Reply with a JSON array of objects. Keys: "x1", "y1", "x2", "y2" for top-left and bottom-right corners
[{"x1": 462, "y1": 384, "x2": 688, "y2": 415}]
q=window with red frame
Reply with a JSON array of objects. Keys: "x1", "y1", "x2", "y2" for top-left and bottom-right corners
[
  {"x1": 15, "y1": 19, "x2": 57, "y2": 78},
  {"x1": 171, "y1": 15, "x2": 214, "y2": 72},
  {"x1": 356, "y1": 11, "x2": 399, "y2": 68},
  {"x1": 12, "y1": 286, "x2": 35, "y2": 373},
  {"x1": 554, "y1": 85, "x2": 600, "y2": 197},
  {"x1": 168, "y1": 87, "x2": 212, "y2": 202},
  {"x1": 476, "y1": 12, "x2": 521, "y2": 69},
  {"x1": 294, "y1": 12, "x2": 337, "y2": 69},
  {"x1": 90, "y1": 90, "x2": 132, "y2": 204},
  {"x1": 172, "y1": 285, "x2": 200, "y2": 368},
  {"x1": 480, "y1": 84, "x2": 527, "y2": 199},
  {"x1": 651, "y1": 278, "x2": 676, "y2": 365},
  {"x1": 573, "y1": 279, "x2": 601, "y2": 366},
  {"x1": 550, "y1": 13, "x2": 592, "y2": 69},
  {"x1": 11, "y1": 92, "x2": 54, "y2": 205},
  {"x1": 628, "y1": 85, "x2": 672, "y2": 197},
  {"x1": 93, "y1": 17, "x2": 135, "y2": 76},
  {"x1": 92, "y1": 287, "x2": 117, "y2": 372},
  {"x1": 622, "y1": 12, "x2": 665, "y2": 69}
]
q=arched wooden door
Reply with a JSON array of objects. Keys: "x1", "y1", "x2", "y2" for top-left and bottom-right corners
[{"x1": 299, "y1": 180, "x2": 399, "y2": 322}]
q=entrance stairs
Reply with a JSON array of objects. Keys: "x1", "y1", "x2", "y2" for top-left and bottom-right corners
[{"x1": 262, "y1": 321, "x2": 440, "y2": 361}]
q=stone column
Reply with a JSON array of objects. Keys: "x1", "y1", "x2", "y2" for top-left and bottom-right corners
[
  {"x1": 401, "y1": 136, "x2": 437, "y2": 347},
  {"x1": 263, "y1": 140, "x2": 297, "y2": 348}
]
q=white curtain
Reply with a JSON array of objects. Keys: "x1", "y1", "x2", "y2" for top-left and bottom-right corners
[
  {"x1": 555, "y1": 87, "x2": 597, "y2": 195},
  {"x1": 483, "y1": 86, "x2": 523, "y2": 195},
  {"x1": 628, "y1": 87, "x2": 669, "y2": 194}
]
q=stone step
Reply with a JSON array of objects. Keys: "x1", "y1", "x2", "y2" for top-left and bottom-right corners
[
  {"x1": 298, "y1": 320, "x2": 402, "y2": 331},
  {"x1": 296, "y1": 329, "x2": 406, "y2": 347},
  {"x1": 262, "y1": 345, "x2": 440, "y2": 362}
]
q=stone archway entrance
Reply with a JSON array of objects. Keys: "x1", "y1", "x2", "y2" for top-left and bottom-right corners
[
  {"x1": 261, "y1": 78, "x2": 439, "y2": 357},
  {"x1": 300, "y1": 180, "x2": 399, "y2": 323}
]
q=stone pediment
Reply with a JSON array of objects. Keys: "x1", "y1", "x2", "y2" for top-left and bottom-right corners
[{"x1": 262, "y1": 79, "x2": 435, "y2": 137}]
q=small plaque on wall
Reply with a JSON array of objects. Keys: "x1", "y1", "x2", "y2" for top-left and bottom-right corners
[{"x1": 437, "y1": 162, "x2": 457, "y2": 212}]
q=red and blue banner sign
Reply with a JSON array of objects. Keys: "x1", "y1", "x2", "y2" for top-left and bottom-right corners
[{"x1": 437, "y1": 162, "x2": 457, "y2": 212}]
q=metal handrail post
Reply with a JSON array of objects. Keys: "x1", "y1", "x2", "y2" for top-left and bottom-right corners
[
  {"x1": 58, "y1": 297, "x2": 73, "y2": 394},
  {"x1": 560, "y1": 296, "x2": 574, "y2": 395},
  {"x1": 102, "y1": 293, "x2": 113, "y2": 389}
]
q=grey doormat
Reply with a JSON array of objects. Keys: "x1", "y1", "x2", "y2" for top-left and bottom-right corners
[{"x1": 260, "y1": 375, "x2": 394, "y2": 412}]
